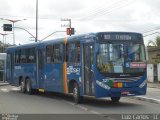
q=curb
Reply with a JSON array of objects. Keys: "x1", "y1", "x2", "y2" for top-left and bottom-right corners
[
  {"x1": 147, "y1": 83, "x2": 160, "y2": 89},
  {"x1": 130, "y1": 96, "x2": 160, "y2": 104},
  {"x1": 0, "y1": 83, "x2": 9, "y2": 86},
  {"x1": 148, "y1": 86, "x2": 160, "y2": 89}
]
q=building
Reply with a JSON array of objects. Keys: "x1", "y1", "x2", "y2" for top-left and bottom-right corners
[
  {"x1": 147, "y1": 46, "x2": 160, "y2": 64},
  {"x1": 147, "y1": 46, "x2": 160, "y2": 82},
  {"x1": 0, "y1": 53, "x2": 6, "y2": 82}
]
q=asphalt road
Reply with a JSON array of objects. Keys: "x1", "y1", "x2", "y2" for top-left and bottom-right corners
[{"x1": 0, "y1": 85, "x2": 160, "y2": 120}]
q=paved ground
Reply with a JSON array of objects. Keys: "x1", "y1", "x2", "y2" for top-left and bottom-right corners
[
  {"x1": 0, "y1": 81, "x2": 160, "y2": 104},
  {"x1": 131, "y1": 82, "x2": 160, "y2": 104},
  {"x1": 0, "y1": 85, "x2": 160, "y2": 120}
]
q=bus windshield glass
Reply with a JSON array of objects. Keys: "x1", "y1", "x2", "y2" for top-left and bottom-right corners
[{"x1": 97, "y1": 43, "x2": 146, "y2": 73}]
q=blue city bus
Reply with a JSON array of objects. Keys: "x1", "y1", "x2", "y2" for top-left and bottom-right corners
[{"x1": 6, "y1": 32, "x2": 147, "y2": 103}]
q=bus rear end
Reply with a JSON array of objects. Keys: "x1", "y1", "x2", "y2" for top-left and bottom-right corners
[{"x1": 94, "y1": 32, "x2": 147, "y2": 102}]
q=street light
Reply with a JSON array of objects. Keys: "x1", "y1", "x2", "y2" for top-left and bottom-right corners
[
  {"x1": 0, "y1": 33, "x2": 11, "y2": 52},
  {"x1": 1, "y1": 25, "x2": 37, "y2": 43},
  {"x1": 0, "y1": 18, "x2": 26, "y2": 45}
]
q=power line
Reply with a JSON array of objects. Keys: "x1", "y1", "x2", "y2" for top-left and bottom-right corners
[
  {"x1": 142, "y1": 28, "x2": 160, "y2": 34},
  {"x1": 78, "y1": 1, "x2": 125, "y2": 20},
  {"x1": 0, "y1": 15, "x2": 57, "y2": 21},
  {"x1": 90, "y1": 0, "x2": 135, "y2": 20},
  {"x1": 143, "y1": 32, "x2": 160, "y2": 37},
  {"x1": 78, "y1": 0, "x2": 125, "y2": 20},
  {"x1": 78, "y1": 0, "x2": 135, "y2": 21}
]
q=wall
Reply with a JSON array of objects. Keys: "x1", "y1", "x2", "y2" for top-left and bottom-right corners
[
  {"x1": 158, "y1": 64, "x2": 160, "y2": 82},
  {"x1": 147, "y1": 64, "x2": 154, "y2": 82}
]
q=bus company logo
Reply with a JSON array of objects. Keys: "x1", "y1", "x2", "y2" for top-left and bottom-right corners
[
  {"x1": 120, "y1": 74, "x2": 130, "y2": 77},
  {"x1": 96, "y1": 80, "x2": 110, "y2": 90},
  {"x1": 67, "y1": 66, "x2": 80, "y2": 75},
  {"x1": 14, "y1": 66, "x2": 21, "y2": 70}
]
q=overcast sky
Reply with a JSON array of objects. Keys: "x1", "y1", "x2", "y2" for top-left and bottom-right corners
[{"x1": 0, "y1": 0, "x2": 160, "y2": 45}]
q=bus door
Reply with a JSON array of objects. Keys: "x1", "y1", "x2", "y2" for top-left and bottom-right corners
[
  {"x1": 7, "y1": 53, "x2": 14, "y2": 84},
  {"x1": 83, "y1": 43, "x2": 94, "y2": 96},
  {"x1": 36, "y1": 49, "x2": 45, "y2": 89}
]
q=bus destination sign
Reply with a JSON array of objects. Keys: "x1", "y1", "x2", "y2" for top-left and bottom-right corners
[
  {"x1": 97, "y1": 32, "x2": 143, "y2": 42},
  {"x1": 104, "y1": 34, "x2": 132, "y2": 40}
]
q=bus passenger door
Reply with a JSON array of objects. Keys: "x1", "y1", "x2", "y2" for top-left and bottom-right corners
[
  {"x1": 37, "y1": 49, "x2": 45, "y2": 89},
  {"x1": 11, "y1": 53, "x2": 14, "y2": 84},
  {"x1": 83, "y1": 44, "x2": 94, "y2": 96},
  {"x1": 6, "y1": 53, "x2": 14, "y2": 84}
]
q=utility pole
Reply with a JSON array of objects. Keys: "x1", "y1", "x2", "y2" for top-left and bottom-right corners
[
  {"x1": 61, "y1": 18, "x2": 75, "y2": 36},
  {"x1": 61, "y1": 18, "x2": 71, "y2": 28},
  {"x1": 35, "y1": 0, "x2": 38, "y2": 42}
]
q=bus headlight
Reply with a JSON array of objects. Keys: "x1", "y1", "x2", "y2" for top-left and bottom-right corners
[{"x1": 139, "y1": 80, "x2": 147, "y2": 88}]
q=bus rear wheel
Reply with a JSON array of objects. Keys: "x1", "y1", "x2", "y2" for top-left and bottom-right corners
[
  {"x1": 111, "y1": 97, "x2": 120, "y2": 102},
  {"x1": 20, "y1": 80, "x2": 26, "y2": 93},
  {"x1": 73, "y1": 82, "x2": 81, "y2": 104}
]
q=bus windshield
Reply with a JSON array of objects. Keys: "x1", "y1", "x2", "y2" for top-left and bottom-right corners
[{"x1": 97, "y1": 43, "x2": 146, "y2": 73}]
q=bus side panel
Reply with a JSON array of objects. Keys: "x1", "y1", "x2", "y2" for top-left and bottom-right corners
[
  {"x1": 14, "y1": 64, "x2": 37, "y2": 87},
  {"x1": 45, "y1": 64, "x2": 64, "y2": 93},
  {"x1": 67, "y1": 64, "x2": 82, "y2": 93}
]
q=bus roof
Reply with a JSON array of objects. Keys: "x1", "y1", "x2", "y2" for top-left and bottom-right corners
[{"x1": 6, "y1": 31, "x2": 142, "y2": 50}]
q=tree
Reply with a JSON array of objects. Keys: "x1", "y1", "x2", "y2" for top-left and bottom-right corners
[
  {"x1": 156, "y1": 36, "x2": 160, "y2": 46},
  {"x1": 147, "y1": 35, "x2": 160, "y2": 47}
]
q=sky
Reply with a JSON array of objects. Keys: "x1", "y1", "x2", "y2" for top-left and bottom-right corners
[{"x1": 0, "y1": 0, "x2": 160, "y2": 45}]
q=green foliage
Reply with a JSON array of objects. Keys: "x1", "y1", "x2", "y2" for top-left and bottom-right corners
[
  {"x1": 156, "y1": 36, "x2": 160, "y2": 46},
  {"x1": 0, "y1": 60, "x2": 4, "y2": 70}
]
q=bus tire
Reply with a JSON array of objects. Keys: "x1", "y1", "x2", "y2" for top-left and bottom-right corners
[
  {"x1": 26, "y1": 79, "x2": 33, "y2": 95},
  {"x1": 73, "y1": 82, "x2": 81, "y2": 104},
  {"x1": 20, "y1": 80, "x2": 26, "y2": 93},
  {"x1": 111, "y1": 97, "x2": 120, "y2": 102}
]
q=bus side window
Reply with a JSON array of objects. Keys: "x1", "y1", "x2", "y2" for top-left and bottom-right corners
[
  {"x1": 29, "y1": 48, "x2": 35, "y2": 63},
  {"x1": 17, "y1": 49, "x2": 22, "y2": 63},
  {"x1": 76, "y1": 43, "x2": 80, "y2": 62},
  {"x1": 26, "y1": 48, "x2": 29, "y2": 63},
  {"x1": 46, "y1": 45, "x2": 53, "y2": 63},
  {"x1": 21, "y1": 49, "x2": 26, "y2": 63},
  {"x1": 22, "y1": 47, "x2": 35, "y2": 63},
  {"x1": 53, "y1": 44, "x2": 63, "y2": 63},
  {"x1": 46, "y1": 44, "x2": 63, "y2": 63},
  {"x1": 15, "y1": 50, "x2": 18, "y2": 64},
  {"x1": 67, "y1": 42, "x2": 80, "y2": 63}
]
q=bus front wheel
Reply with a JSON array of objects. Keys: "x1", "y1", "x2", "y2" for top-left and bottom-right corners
[
  {"x1": 111, "y1": 97, "x2": 120, "y2": 102},
  {"x1": 73, "y1": 82, "x2": 81, "y2": 104}
]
